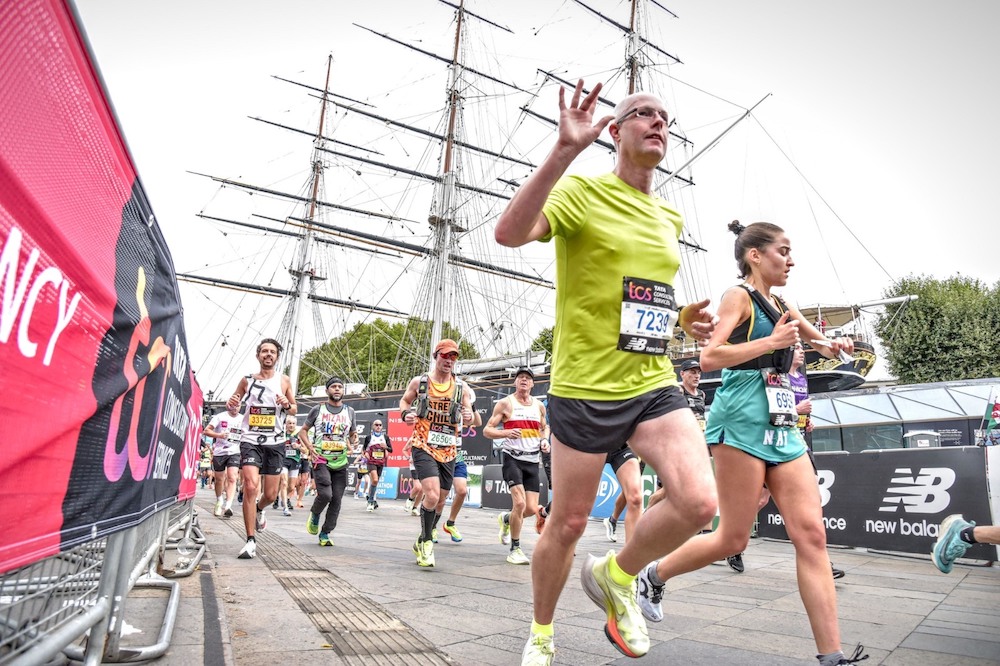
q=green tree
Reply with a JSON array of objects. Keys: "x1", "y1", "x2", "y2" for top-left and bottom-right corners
[
  {"x1": 530, "y1": 326, "x2": 553, "y2": 360},
  {"x1": 875, "y1": 275, "x2": 1000, "y2": 384},
  {"x1": 296, "y1": 317, "x2": 477, "y2": 394}
]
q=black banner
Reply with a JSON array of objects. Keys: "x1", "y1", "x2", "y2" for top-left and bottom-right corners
[
  {"x1": 481, "y1": 462, "x2": 549, "y2": 511},
  {"x1": 759, "y1": 447, "x2": 996, "y2": 560}
]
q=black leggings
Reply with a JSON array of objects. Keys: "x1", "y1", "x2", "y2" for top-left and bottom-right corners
[{"x1": 311, "y1": 464, "x2": 348, "y2": 533}]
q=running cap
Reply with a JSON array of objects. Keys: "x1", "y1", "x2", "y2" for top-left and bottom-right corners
[
  {"x1": 326, "y1": 376, "x2": 345, "y2": 388},
  {"x1": 515, "y1": 367, "x2": 534, "y2": 379},
  {"x1": 680, "y1": 359, "x2": 701, "y2": 372},
  {"x1": 433, "y1": 339, "x2": 460, "y2": 357}
]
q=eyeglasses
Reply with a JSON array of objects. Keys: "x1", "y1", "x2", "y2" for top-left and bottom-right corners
[
  {"x1": 441, "y1": 352, "x2": 459, "y2": 360},
  {"x1": 616, "y1": 106, "x2": 669, "y2": 126}
]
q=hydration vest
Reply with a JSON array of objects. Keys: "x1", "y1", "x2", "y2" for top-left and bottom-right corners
[{"x1": 413, "y1": 374, "x2": 464, "y2": 425}]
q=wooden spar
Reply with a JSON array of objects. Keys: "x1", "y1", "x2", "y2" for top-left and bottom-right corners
[
  {"x1": 271, "y1": 213, "x2": 553, "y2": 289},
  {"x1": 251, "y1": 116, "x2": 382, "y2": 155},
  {"x1": 655, "y1": 93, "x2": 771, "y2": 193},
  {"x1": 353, "y1": 24, "x2": 527, "y2": 94},
  {"x1": 185, "y1": 171, "x2": 415, "y2": 224},
  {"x1": 628, "y1": 0, "x2": 638, "y2": 94},
  {"x1": 175, "y1": 273, "x2": 407, "y2": 318},
  {"x1": 271, "y1": 74, "x2": 373, "y2": 107},
  {"x1": 305, "y1": 55, "x2": 331, "y2": 225},
  {"x1": 571, "y1": 0, "x2": 680, "y2": 64},
  {"x1": 286, "y1": 55, "x2": 333, "y2": 393},
  {"x1": 196, "y1": 213, "x2": 402, "y2": 259},
  {"x1": 436, "y1": 0, "x2": 513, "y2": 33},
  {"x1": 321, "y1": 100, "x2": 536, "y2": 168},
  {"x1": 442, "y1": 5, "x2": 462, "y2": 178},
  {"x1": 316, "y1": 146, "x2": 511, "y2": 200}
]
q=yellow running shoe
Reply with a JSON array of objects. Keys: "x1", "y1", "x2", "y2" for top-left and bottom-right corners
[
  {"x1": 306, "y1": 512, "x2": 319, "y2": 535},
  {"x1": 498, "y1": 512, "x2": 511, "y2": 545},
  {"x1": 580, "y1": 551, "x2": 649, "y2": 657}
]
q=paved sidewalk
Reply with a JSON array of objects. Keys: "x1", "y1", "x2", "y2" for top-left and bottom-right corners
[{"x1": 145, "y1": 488, "x2": 999, "y2": 664}]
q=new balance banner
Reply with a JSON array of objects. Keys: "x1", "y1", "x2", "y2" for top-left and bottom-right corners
[
  {"x1": 759, "y1": 448, "x2": 996, "y2": 560},
  {"x1": 0, "y1": 0, "x2": 203, "y2": 574}
]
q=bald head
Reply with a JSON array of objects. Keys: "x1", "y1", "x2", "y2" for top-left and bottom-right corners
[
  {"x1": 610, "y1": 92, "x2": 668, "y2": 152},
  {"x1": 613, "y1": 92, "x2": 664, "y2": 120}
]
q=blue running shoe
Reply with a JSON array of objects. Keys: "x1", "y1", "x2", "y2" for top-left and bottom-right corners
[{"x1": 932, "y1": 514, "x2": 974, "y2": 574}]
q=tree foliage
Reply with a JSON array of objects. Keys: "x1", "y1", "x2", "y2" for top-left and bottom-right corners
[
  {"x1": 875, "y1": 275, "x2": 1000, "y2": 384},
  {"x1": 530, "y1": 326, "x2": 554, "y2": 360},
  {"x1": 297, "y1": 318, "x2": 478, "y2": 394}
]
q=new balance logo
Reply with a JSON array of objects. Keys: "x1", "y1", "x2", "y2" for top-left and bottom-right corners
[
  {"x1": 622, "y1": 338, "x2": 647, "y2": 351},
  {"x1": 816, "y1": 470, "x2": 834, "y2": 508},
  {"x1": 879, "y1": 467, "x2": 955, "y2": 514}
]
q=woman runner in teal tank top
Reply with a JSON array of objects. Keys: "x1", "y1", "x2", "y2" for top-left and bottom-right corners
[{"x1": 638, "y1": 222, "x2": 867, "y2": 666}]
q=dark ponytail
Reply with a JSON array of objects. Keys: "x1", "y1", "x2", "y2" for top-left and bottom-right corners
[{"x1": 729, "y1": 220, "x2": 784, "y2": 279}]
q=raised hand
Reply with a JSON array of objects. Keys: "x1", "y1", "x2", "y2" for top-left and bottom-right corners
[
  {"x1": 769, "y1": 311, "x2": 800, "y2": 349},
  {"x1": 679, "y1": 298, "x2": 715, "y2": 342},
  {"x1": 556, "y1": 80, "x2": 615, "y2": 155}
]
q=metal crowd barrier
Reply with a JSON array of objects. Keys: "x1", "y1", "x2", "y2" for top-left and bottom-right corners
[{"x1": 0, "y1": 498, "x2": 203, "y2": 665}]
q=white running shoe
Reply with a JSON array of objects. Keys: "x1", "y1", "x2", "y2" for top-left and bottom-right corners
[
  {"x1": 255, "y1": 507, "x2": 267, "y2": 532},
  {"x1": 237, "y1": 540, "x2": 256, "y2": 559},
  {"x1": 603, "y1": 517, "x2": 618, "y2": 542},
  {"x1": 214, "y1": 498, "x2": 224, "y2": 517},
  {"x1": 521, "y1": 632, "x2": 555, "y2": 665},
  {"x1": 282, "y1": 507, "x2": 291, "y2": 517},
  {"x1": 404, "y1": 498, "x2": 414, "y2": 513},
  {"x1": 506, "y1": 547, "x2": 530, "y2": 565},
  {"x1": 636, "y1": 562, "x2": 664, "y2": 622}
]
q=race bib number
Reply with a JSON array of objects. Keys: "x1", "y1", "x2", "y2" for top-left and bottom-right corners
[
  {"x1": 372, "y1": 449, "x2": 385, "y2": 460},
  {"x1": 761, "y1": 370, "x2": 797, "y2": 428},
  {"x1": 321, "y1": 438, "x2": 346, "y2": 453},
  {"x1": 617, "y1": 277, "x2": 677, "y2": 355},
  {"x1": 427, "y1": 428, "x2": 456, "y2": 449},
  {"x1": 226, "y1": 428, "x2": 243, "y2": 444},
  {"x1": 248, "y1": 406, "x2": 276, "y2": 432}
]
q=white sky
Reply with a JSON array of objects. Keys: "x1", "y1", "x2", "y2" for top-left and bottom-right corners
[{"x1": 73, "y1": 0, "x2": 1000, "y2": 395}]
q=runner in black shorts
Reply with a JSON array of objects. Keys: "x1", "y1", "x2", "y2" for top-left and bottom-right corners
[
  {"x1": 601, "y1": 446, "x2": 644, "y2": 544},
  {"x1": 494, "y1": 81, "x2": 718, "y2": 661},
  {"x1": 485, "y1": 368, "x2": 549, "y2": 565}
]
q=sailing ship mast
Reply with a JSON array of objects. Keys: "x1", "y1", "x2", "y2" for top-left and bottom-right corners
[
  {"x1": 283, "y1": 55, "x2": 333, "y2": 394},
  {"x1": 426, "y1": 1, "x2": 465, "y2": 367}
]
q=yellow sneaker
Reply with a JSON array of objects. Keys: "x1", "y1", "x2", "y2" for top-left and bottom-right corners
[
  {"x1": 580, "y1": 551, "x2": 649, "y2": 657},
  {"x1": 498, "y1": 512, "x2": 511, "y2": 545}
]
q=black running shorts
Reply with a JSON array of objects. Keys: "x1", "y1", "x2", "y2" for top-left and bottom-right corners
[
  {"x1": 548, "y1": 385, "x2": 688, "y2": 454},
  {"x1": 211, "y1": 453, "x2": 240, "y2": 473},
  {"x1": 240, "y1": 443, "x2": 285, "y2": 475},
  {"x1": 502, "y1": 455, "x2": 541, "y2": 492},
  {"x1": 411, "y1": 447, "x2": 455, "y2": 493}
]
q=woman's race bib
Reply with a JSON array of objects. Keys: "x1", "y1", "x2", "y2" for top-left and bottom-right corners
[{"x1": 761, "y1": 369, "x2": 797, "y2": 428}]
